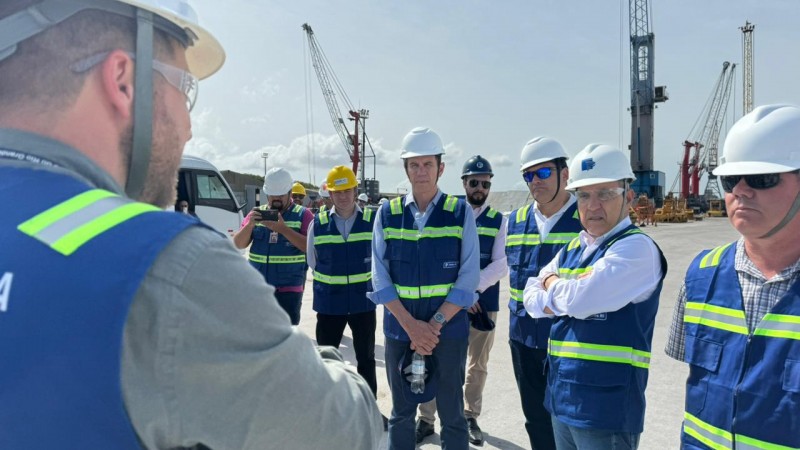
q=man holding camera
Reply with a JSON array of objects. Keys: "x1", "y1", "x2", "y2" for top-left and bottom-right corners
[{"x1": 234, "y1": 167, "x2": 313, "y2": 325}]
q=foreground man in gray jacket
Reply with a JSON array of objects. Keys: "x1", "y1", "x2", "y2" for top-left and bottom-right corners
[{"x1": 0, "y1": 1, "x2": 382, "y2": 449}]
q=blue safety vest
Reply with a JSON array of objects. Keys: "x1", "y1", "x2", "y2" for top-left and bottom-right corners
[
  {"x1": 381, "y1": 195, "x2": 468, "y2": 340},
  {"x1": 248, "y1": 204, "x2": 308, "y2": 287},
  {"x1": 475, "y1": 206, "x2": 503, "y2": 312},
  {"x1": 312, "y1": 208, "x2": 376, "y2": 315},
  {"x1": 0, "y1": 166, "x2": 205, "y2": 448},
  {"x1": 545, "y1": 225, "x2": 665, "y2": 434},
  {"x1": 506, "y1": 202, "x2": 581, "y2": 348},
  {"x1": 681, "y1": 243, "x2": 800, "y2": 450}
]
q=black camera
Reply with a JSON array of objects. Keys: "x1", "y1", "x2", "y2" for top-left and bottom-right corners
[{"x1": 259, "y1": 209, "x2": 280, "y2": 222}]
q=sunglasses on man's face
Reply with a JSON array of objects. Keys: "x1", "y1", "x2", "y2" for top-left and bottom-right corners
[
  {"x1": 522, "y1": 167, "x2": 553, "y2": 183},
  {"x1": 720, "y1": 173, "x2": 781, "y2": 193},
  {"x1": 467, "y1": 179, "x2": 492, "y2": 189}
]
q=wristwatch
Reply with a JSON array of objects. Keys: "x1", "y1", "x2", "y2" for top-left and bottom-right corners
[{"x1": 433, "y1": 311, "x2": 447, "y2": 326}]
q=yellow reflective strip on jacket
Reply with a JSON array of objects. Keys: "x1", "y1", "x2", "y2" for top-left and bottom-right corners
[
  {"x1": 487, "y1": 208, "x2": 498, "y2": 219},
  {"x1": 477, "y1": 226, "x2": 499, "y2": 237},
  {"x1": 283, "y1": 221, "x2": 302, "y2": 229},
  {"x1": 319, "y1": 211, "x2": 329, "y2": 225},
  {"x1": 248, "y1": 253, "x2": 267, "y2": 263},
  {"x1": 362, "y1": 207, "x2": 373, "y2": 222},
  {"x1": 510, "y1": 287, "x2": 523, "y2": 302},
  {"x1": 346, "y1": 232, "x2": 373, "y2": 242},
  {"x1": 573, "y1": 209, "x2": 579, "y2": 219},
  {"x1": 735, "y1": 433, "x2": 797, "y2": 450},
  {"x1": 394, "y1": 283, "x2": 454, "y2": 299},
  {"x1": 683, "y1": 412, "x2": 733, "y2": 450},
  {"x1": 700, "y1": 243, "x2": 734, "y2": 268},
  {"x1": 515, "y1": 205, "x2": 531, "y2": 223},
  {"x1": 267, "y1": 255, "x2": 306, "y2": 264},
  {"x1": 383, "y1": 226, "x2": 463, "y2": 241},
  {"x1": 549, "y1": 340, "x2": 651, "y2": 369},
  {"x1": 292, "y1": 204, "x2": 302, "y2": 213},
  {"x1": 52, "y1": 203, "x2": 158, "y2": 255},
  {"x1": 558, "y1": 267, "x2": 592, "y2": 280},
  {"x1": 567, "y1": 237, "x2": 581, "y2": 251},
  {"x1": 443, "y1": 195, "x2": 458, "y2": 212},
  {"x1": 390, "y1": 197, "x2": 403, "y2": 214},
  {"x1": 607, "y1": 228, "x2": 643, "y2": 246},
  {"x1": 753, "y1": 313, "x2": 800, "y2": 341},
  {"x1": 314, "y1": 235, "x2": 346, "y2": 245},
  {"x1": 506, "y1": 234, "x2": 540, "y2": 246},
  {"x1": 543, "y1": 232, "x2": 580, "y2": 245},
  {"x1": 684, "y1": 302, "x2": 748, "y2": 335},
  {"x1": 18, "y1": 189, "x2": 116, "y2": 236}
]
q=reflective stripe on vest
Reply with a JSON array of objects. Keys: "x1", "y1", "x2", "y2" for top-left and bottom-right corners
[
  {"x1": 314, "y1": 232, "x2": 372, "y2": 245},
  {"x1": 384, "y1": 226, "x2": 463, "y2": 241},
  {"x1": 17, "y1": 189, "x2": 159, "y2": 256},
  {"x1": 313, "y1": 270, "x2": 372, "y2": 285},
  {"x1": 477, "y1": 226, "x2": 499, "y2": 237},
  {"x1": 754, "y1": 313, "x2": 800, "y2": 340},
  {"x1": 684, "y1": 302, "x2": 748, "y2": 335},
  {"x1": 549, "y1": 339, "x2": 651, "y2": 369},
  {"x1": 700, "y1": 243, "x2": 734, "y2": 269},
  {"x1": 510, "y1": 287, "x2": 523, "y2": 302},
  {"x1": 395, "y1": 283, "x2": 454, "y2": 300},
  {"x1": 558, "y1": 267, "x2": 593, "y2": 280},
  {"x1": 683, "y1": 412, "x2": 793, "y2": 450},
  {"x1": 248, "y1": 254, "x2": 306, "y2": 264}
]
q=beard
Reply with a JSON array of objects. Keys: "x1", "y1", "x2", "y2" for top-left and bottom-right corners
[
  {"x1": 467, "y1": 191, "x2": 487, "y2": 207},
  {"x1": 129, "y1": 87, "x2": 184, "y2": 208},
  {"x1": 271, "y1": 199, "x2": 285, "y2": 210}
]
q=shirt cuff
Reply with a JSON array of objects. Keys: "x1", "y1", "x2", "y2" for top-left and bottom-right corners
[
  {"x1": 444, "y1": 287, "x2": 477, "y2": 308},
  {"x1": 523, "y1": 278, "x2": 555, "y2": 318},
  {"x1": 367, "y1": 285, "x2": 399, "y2": 305}
]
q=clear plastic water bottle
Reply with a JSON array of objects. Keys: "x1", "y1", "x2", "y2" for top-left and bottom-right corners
[{"x1": 410, "y1": 351, "x2": 426, "y2": 394}]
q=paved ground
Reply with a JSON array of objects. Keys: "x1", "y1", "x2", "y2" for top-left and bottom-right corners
[{"x1": 293, "y1": 217, "x2": 740, "y2": 449}]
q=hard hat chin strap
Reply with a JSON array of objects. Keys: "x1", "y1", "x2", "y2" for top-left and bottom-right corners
[
  {"x1": 126, "y1": 9, "x2": 154, "y2": 200},
  {"x1": 543, "y1": 165, "x2": 564, "y2": 204},
  {"x1": 759, "y1": 189, "x2": 800, "y2": 239}
]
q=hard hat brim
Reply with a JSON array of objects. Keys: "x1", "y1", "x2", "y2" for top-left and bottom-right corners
[
  {"x1": 401, "y1": 151, "x2": 444, "y2": 159},
  {"x1": 520, "y1": 157, "x2": 563, "y2": 172},
  {"x1": 713, "y1": 161, "x2": 800, "y2": 176},
  {"x1": 566, "y1": 177, "x2": 635, "y2": 191}
]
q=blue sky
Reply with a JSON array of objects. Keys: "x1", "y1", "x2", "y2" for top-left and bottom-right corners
[{"x1": 186, "y1": 0, "x2": 800, "y2": 196}]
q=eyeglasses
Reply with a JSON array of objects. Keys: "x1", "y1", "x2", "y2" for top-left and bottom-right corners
[
  {"x1": 576, "y1": 187, "x2": 625, "y2": 204},
  {"x1": 467, "y1": 179, "x2": 492, "y2": 189},
  {"x1": 522, "y1": 167, "x2": 553, "y2": 183},
  {"x1": 71, "y1": 51, "x2": 199, "y2": 112},
  {"x1": 720, "y1": 173, "x2": 782, "y2": 193},
  {"x1": 291, "y1": 194, "x2": 306, "y2": 200}
]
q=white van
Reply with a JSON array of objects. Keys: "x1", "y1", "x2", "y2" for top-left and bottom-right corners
[{"x1": 176, "y1": 155, "x2": 243, "y2": 238}]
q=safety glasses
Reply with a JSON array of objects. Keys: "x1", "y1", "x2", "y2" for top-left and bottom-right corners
[
  {"x1": 576, "y1": 187, "x2": 625, "y2": 204},
  {"x1": 522, "y1": 167, "x2": 553, "y2": 183},
  {"x1": 467, "y1": 179, "x2": 492, "y2": 189},
  {"x1": 71, "y1": 51, "x2": 198, "y2": 112},
  {"x1": 720, "y1": 173, "x2": 782, "y2": 193}
]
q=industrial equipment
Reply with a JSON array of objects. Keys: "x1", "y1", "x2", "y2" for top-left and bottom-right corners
[
  {"x1": 741, "y1": 21, "x2": 755, "y2": 114},
  {"x1": 302, "y1": 23, "x2": 379, "y2": 199},
  {"x1": 628, "y1": 0, "x2": 668, "y2": 206}
]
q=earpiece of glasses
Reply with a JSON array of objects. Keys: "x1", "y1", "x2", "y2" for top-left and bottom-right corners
[
  {"x1": 720, "y1": 173, "x2": 782, "y2": 193},
  {"x1": 468, "y1": 180, "x2": 492, "y2": 189},
  {"x1": 522, "y1": 167, "x2": 553, "y2": 183}
]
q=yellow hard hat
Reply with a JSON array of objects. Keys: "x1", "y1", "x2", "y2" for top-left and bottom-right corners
[
  {"x1": 326, "y1": 165, "x2": 358, "y2": 191},
  {"x1": 291, "y1": 182, "x2": 307, "y2": 196}
]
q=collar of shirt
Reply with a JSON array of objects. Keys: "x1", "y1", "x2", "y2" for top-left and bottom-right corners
[
  {"x1": 734, "y1": 238, "x2": 800, "y2": 282},
  {"x1": 471, "y1": 203, "x2": 490, "y2": 219},
  {"x1": 533, "y1": 194, "x2": 576, "y2": 238},
  {"x1": 404, "y1": 189, "x2": 444, "y2": 230},
  {"x1": 580, "y1": 216, "x2": 633, "y2": 250},
  {"x1": 328, "y1": 204, "x2": 362, "y2": 219}
]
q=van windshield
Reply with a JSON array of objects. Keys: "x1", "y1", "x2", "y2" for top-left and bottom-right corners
[{"x1": 197, "y1": 173, "x2": 232, "y2": 200}]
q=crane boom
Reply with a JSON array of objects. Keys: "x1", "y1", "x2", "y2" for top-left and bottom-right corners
[{"x1": 302, "y1": 23, "x2": 360, "y2": 175}]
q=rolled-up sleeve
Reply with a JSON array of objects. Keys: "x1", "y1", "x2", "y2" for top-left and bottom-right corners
[{"x1": 367, "y1": 207, "x2": 399, "y2": 305}]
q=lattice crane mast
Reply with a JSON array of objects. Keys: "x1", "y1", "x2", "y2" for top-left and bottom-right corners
[
  {"x1": 302, "y1": 23, "x2": 365, "y2": 178},
  {"x1": 628, "y1": 0, "x2": 668, "y2": 204},
  {"x1": 680, "y1": 62, "x2": 737, "y2": 201}
]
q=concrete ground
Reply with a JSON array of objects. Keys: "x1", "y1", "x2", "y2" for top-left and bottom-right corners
[{"x1": 293, "y1": 217, "x2": 740, "y2": 449}]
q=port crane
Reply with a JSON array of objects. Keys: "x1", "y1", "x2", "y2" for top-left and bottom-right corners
[
  {"x1": 302, "y1": 23, "x2": 378, "y2": 197},
  {"x1": 628, "y1": 0, "x2": 668, "y2": 206},
  {"x1": 678, "y1": 62, "x2": 736, "y2": 206}
]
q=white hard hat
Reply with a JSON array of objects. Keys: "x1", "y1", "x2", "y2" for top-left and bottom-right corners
[
  {"x1": 520, "y1": 137, "x2": 569, "y2": 172},
  {"x1": 319, "y1": 183, "x2": 330, "y2": 198},
  {"x1": 566, "y1": 144, "x2": 635, "y2": 190},
  {"x1": 714, "y1": 104, "x2": 800, "y2": 176},
  {"x1": 263, "y1": 167, "x2": 294, "y2": 196},
  {"x1": 0, "y1": 0, "x2": 225, "y2": 79},
  {"x1": 358, "y1": 193, "x2": 369, "y2": 202},
  {"x1": 400, "y1": 127, "x2": 445, "y2": 159},
  {"x1": 379, "y1": 197, "x2": 389, "y2": 205}
]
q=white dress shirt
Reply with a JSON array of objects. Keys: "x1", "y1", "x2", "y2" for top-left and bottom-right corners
[
  {"x1": 472, "y1": 203, "x2": 509, "y2": 293},
  {"x1": 523, "y1": 217, "x2": 663, "y2": 320}
]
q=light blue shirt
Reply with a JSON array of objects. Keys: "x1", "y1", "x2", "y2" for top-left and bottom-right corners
[{"x1": 368, "y1": 189, "x2": 480, "y2": 308}]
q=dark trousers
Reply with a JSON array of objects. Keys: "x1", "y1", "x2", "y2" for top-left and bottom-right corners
[
  {"x1": 509, "y1": 339, "x2": 556, "y2": 450},
  {"x1": 315, "y1": 310, "x2": 378, "y2": 396},
  {"x1": 385, "y1": 337, "x2": 469, "y2": 450},
  {"x1": 275, "y1": 291, "x2": 302, "y2": 325}
]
